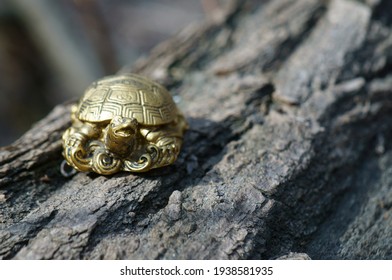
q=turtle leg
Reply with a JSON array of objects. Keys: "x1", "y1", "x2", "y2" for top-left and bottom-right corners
[
  {"x1": 140, "y1": 114, "x2": 187, "y2": 169},
  {"x1": 62, "y1": 107, "x2": 101, "y2": 172},
  {"x1": 140, "y1": 129, "x2": 182, "y2": 168}
]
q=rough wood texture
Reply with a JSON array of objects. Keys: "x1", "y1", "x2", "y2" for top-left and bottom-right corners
[{"x1": 1, "y1": 0, "x2": 392, "y2": 259}]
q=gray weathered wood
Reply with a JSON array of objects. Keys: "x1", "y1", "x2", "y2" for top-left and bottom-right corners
[{"x1": 1, "y1": 0, "x2": 392, "y2": 259}]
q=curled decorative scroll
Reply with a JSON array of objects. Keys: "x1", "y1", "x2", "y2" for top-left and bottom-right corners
[
  {"x1": 91, "y1": 148, "x2": 121, "y2": 175},
  {"x1": 123, "y1": 144, "x2": 160, "y2": 172}
]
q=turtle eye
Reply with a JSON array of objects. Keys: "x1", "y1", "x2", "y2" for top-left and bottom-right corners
[{"x1": 113, "y1": 116, "x2": 122, "y2": 123}]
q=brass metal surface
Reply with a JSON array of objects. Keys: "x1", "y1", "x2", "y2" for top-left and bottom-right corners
[{"x1": 62, "y1": 74, "x2": 187, "y2": 175}]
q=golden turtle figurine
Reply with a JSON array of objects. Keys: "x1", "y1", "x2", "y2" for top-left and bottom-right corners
[{"x1": 62, "y1": 74, "x2": 188, "y2": 175}]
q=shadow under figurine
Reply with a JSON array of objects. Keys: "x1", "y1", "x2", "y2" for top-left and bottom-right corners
[{"x1": 62, "y1": 74, "x2": 188, "y2": 175}]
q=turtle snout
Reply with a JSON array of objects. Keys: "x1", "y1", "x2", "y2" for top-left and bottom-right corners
[{"x1": 111, "y1": 116, "x2": 138, "y2": 137}]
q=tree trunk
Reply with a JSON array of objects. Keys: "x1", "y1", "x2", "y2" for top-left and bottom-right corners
[{"x1": 1, "y1": 0, "x2": 392, "y2": 260}]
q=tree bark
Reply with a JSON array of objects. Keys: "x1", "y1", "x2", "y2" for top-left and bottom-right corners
[{"x1": 1, "y1": 0, "x2": 392, "y2": 260}]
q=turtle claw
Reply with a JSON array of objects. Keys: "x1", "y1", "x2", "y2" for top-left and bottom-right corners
[
  {"x1": 157, "y1": 143, "x2": 179, "y2": 166},
  {"x1": 62, "y1": 130, "x2": 91, "y2": 172},
  {"x1": 66, "y1": 135, "x2": 83, "y2": 148}
]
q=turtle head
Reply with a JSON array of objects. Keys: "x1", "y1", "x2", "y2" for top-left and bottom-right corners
[
  {"x1": 110, "y1": 116, "x2": 138, "y2": 139},
  {"x1": 105, "y1": 116, "x2": 138, "y2": 156}
]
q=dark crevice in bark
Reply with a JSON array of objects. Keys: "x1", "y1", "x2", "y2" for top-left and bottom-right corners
[
  {"x1": 338, "y1": 23, "x2": 392, "y2": 84},
  {"x1": 371, "y1": 0, "x2": 392, "y2": 27},
  {"x1": 262, "y1": 4, "x2": 327, "y2": 73}
]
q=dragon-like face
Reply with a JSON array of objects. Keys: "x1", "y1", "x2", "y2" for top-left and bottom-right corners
[
  {"x1": 105, "y1": 116, "x2": 138, "y2": 156},
  {"x1": 110, "y1": 116, "x2": 138, "y2": 139}
]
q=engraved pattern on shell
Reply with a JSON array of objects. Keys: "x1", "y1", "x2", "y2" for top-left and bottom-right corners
[{"x1": 77, "y1": 74, "x2": 176, "y2": 126}]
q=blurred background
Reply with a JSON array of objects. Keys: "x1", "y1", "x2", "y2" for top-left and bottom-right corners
[{"x1": 0, "y1": 0, "x2": 208, "y2": 146}]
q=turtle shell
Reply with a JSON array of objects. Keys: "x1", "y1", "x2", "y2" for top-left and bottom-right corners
[{"x1": 77, "y1": 74, "x2": 177, "y2": 126}]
